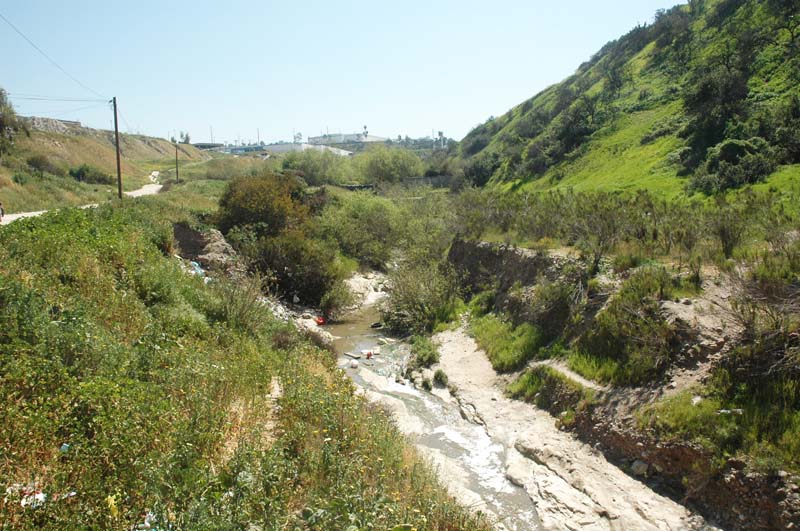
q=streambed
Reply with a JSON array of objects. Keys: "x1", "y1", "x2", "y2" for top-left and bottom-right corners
[{"x1": 325, "y1": 305, "x2": 542, "y2": 531}]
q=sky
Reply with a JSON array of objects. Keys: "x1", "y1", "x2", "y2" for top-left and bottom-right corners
[{"x1": 1, "y1": 0, "x2": 682, "y2": 144}]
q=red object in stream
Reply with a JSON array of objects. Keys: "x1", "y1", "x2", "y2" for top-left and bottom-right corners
[{"x1": 314, "y1": 316, "x2": 326, "y2": 326}]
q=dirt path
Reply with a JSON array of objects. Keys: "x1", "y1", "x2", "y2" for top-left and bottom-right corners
[
  {"x1": 0, "y1": 172, "x2": 163, "y2": 226},
  {"x1": 433, "y1": 326, "x2": 713, "y2": 531}
]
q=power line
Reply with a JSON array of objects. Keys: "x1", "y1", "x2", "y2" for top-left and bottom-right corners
[
  {"x1": 8, "y1": 94, "x2": 107, "y2": 103},
  {"x1": 0, "y1": 11, "x2": 105, "y2": 99},
  {"x1": 19, "y1": 102, "x2": 109, "y2": 117}
]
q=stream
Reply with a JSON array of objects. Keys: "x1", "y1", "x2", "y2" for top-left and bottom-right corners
[{"x1": 324, "y1": 304, "x2": 542, "y2": 531}]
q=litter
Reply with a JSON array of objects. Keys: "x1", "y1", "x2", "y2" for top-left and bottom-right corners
[
  {"x1": 59, "y1": 443, "x2": 70, "y2": 453},
  {"x1": 188, "y1": 261, "x2": 204, "y2": 277},
  {"x1": 344, "y1": 352, "x2": 361, "y2": 360},
  {"x1": 314, "y1": 316, "x2": 326, "y2": 325},
  {"x1": 370, "y1": 322, "x2": 384, "y2": 329},
  {"x1": 350, "y1": 360, "x2": 359, "y2": 369}
]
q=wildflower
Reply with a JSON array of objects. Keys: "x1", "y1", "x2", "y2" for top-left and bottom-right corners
[{"x1": 106, "y1": 494, "x2": 119, "y2": 518}]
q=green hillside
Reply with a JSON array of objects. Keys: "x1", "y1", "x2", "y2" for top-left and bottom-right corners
[
  {"x1": 0, "y1": 113, "x2": 208, "y2": 213},
  {"x1": 458, "y1": 0, "x2": 800, "y2": 197}
]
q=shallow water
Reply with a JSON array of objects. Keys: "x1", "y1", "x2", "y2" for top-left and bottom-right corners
[{"x1": 324, "y1": 307, "x2": 541, "y2": 531}]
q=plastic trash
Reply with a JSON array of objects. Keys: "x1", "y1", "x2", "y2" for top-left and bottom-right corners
[
  {"x1": 314, "y1": 316, "x2": 326, "y2": 325},
  {"x1": 189, "y1": 261, "x2": 204, "y2": 277},
  {"x1": 59, "y1": 443, "x2": 70, "y2": 453},
  {"x1": 350, "y1": 359, "x2": 359, "y2": 369}
]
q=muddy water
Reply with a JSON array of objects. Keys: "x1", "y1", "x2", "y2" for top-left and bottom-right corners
[{"x1": 324, "y1": 306, "x2": 541, "y2": 531}]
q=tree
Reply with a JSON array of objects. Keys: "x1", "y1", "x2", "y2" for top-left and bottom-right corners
[
  {"x1": 217, "y1": 171, "x2": 309, "y2": 237},
  {"x1": 0, "y1": 88, "x2": 28, "y2": 161},
  {"x1": 179, "y1": 131, "x2": 191, "y2": 144}
]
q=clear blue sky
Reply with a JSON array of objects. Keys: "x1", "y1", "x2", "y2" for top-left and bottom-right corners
[{"x1": 1, "y1": 0, "x2": 681, "y2": 144}]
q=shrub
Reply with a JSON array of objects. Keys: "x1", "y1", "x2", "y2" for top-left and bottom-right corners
[
  {"x1": 408, "y1": 335, "x2": 440, "y2": 370},
  {"x1": 355, "y1": 145, "x2": 424, "y2": 184},
  {"x1": 688, "y1": 138, "x2": 776, "y2": 194},
  {"x1": 382, "y1": 260, "x2": 461, "y2": 334},
  {"x1": 576, "y1": 266, "x2": 678, "y2": 385},
  {"x1": 319, "y1": 281, "x2": 356, "y2": 320},
  {"x1": 217, "y1": 171, "x2": 309, "y2": 237},
  {"x1": 528, "y1": 279, "x2": 579, "y2": 342},
  {"x1": 433, "y1": 369, "x2": 449, "y2": 386},
  {"x1": 27, "y1": 154, "x2": 64, "y2": 176},
  {"x1": 316, "y1": 192, "x2": 404, "y2": 269},
  {"x1": 250, "y1": 229, "x2": 345, "y2": 306},
  {"x1": 69, "y1": 164, "x2": 115, "y2": 185}
]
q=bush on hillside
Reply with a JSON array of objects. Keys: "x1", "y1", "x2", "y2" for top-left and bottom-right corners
[
  {"x1": 69, "y1": 163, "x2": 115, "y2": 185},
  {"x1": 576, "y1": 266, "x2": 678, "y2": 385},
  {"x1": 27, "y1": 154, "x2": 64, "y2": 177}
]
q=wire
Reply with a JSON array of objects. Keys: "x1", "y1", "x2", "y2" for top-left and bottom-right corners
[
  {"x1": 118, "y1": 108, "x2": 133, "y2": 133},
  {"x1": 8, "y1": 94, "x2": 107, "y2": 103},
  {"x1": 19, "y1": 102, "x2": 109, "y2": 117},
  {"x1": 0, "y1": 11, "x2": 106, "y2": 99}
]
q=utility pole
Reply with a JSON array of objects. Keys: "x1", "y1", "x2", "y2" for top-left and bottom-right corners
[
  {"x1": 175, "y1": 142, "x2": 179, "y2": 183},
  {"x1": 112, "y1": 97, "x2": 122, "y2": 199}
]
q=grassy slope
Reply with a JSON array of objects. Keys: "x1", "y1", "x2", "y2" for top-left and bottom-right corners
[
  {"x1": 463, "y1": 0, "x2": 800, "y2": 197},
  {"x1": 0, "y1": 124, "x2": 207, "y2": 212},
  {"x1": 0, "y1": 197, "x2": 489, "y2": 530}
]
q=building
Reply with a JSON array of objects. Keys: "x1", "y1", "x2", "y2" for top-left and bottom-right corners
[
  {"x1": 264, "y1": 143, "x2": 352, "y2": 157},
  {"x1": 307, "y1": 133, "x2": 388, "y2": 145}
]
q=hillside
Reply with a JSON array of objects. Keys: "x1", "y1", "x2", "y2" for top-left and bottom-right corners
[
  {"x1": 0, "y1": 117, "x2": 207, "y2": 212},
  {"x1": 458, "y1": 0, "x2": 800, "y2": 197}
]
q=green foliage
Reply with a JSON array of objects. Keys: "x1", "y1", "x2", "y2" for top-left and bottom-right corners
[
  {"x1": 217, "y1": 171, "x2": 309, "y2": 237},
  {"x1": 470, "y1": 314, "x2": 544, "y2": 372},
  {"x1": 68, "y1": 163, "x2": 115, "y2": 185},
  {"x1": 507, "y1": 365, "x2": 592, "y2": 411},
  {"x1": 26, "y1": 154, "x2": 64, "y2": 177},
  {"x1": 382, "y1": 260, "x2": 461, "y2": 334},
  {"x1": 251, "y1": 229, "x2": 346, "y2": 306},
  {"x1": 689, "y1": 138, "x2": 777, "y2": 194},
  {"x1": 316, "y1": 192, "x2": 404, "y2": 269},
  {"x1": 356, "y1": 145, "x2": 423, "y2": 184},
  {"x1": 281, "y1": 149, "x2": 350, "y2": 185},
  {"x1": 527, "y1": 279, "x2": 579, "y2": 342},
  {"x1": 319, "y1": 281, "x2": 356, "y2": 320},
  {"x1": 407, "y1": 335, "x2": 440, "y2": 370},
  {"x1": 454, "y1": 0, "x2": 800, "y2": 196},
  {"x1": 0, "y1": 200, "x2": 491, "y2": 531},
  {"x1": 0, "y1": 87, "x2": 28, "y2": 160},
  {"x1": 577, "y1": 266, "x2": 678, "y2": 385},
  {"x1": 433, "y1": 368, "x2": 449, "y2": 386}
]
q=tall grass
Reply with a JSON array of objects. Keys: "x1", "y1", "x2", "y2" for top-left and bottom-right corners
[{"x1": 469, "y1": 314, "x2": 544, "y2": 372}]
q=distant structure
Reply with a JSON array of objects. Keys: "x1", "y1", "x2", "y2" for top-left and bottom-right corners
[
  {"x1": 193, "y1": 142, "x2": 225, "y2": 151},
  {"x1": 307, "y1": 132, "x2": 387, "y2": 145},
  {"x1": 264, "y1": 143, "x2": 352, "y2": 157}
]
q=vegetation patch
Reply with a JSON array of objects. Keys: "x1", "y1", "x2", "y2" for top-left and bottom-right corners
[{"x1": 470, "y1": 314, "x2": 544, "y2": 372}]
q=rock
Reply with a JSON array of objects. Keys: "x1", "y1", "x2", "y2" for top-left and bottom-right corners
[
  {"x1": 293, "y1": 294, "x2": 300, "y2": 304},
  {"x1": 682, "y1": 298, "x2": 692, "y2": 305},
  {"x1": 631, "y1": 460, "x2": 649, "y2": 477}
]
